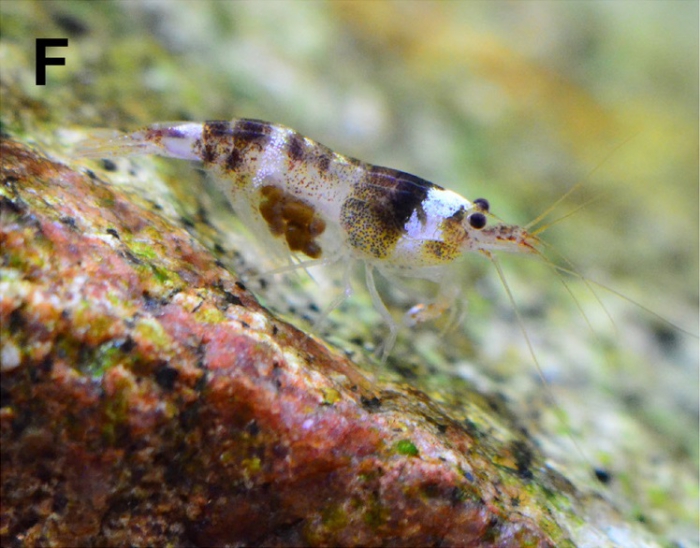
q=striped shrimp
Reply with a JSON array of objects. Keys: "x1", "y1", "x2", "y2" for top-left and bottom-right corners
[{"x1": 77, "y1": 118, "x2": 543, "y2": 361}]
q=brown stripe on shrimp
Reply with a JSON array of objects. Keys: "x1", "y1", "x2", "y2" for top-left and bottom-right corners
[
  {"x1": 196, "y1": 120, "x2": 233, "y2": 164},
  {"x1": 228, "y1": 119, "x2": 274, "y2": 171},
  {"x1": 284, "y1": 131, "x2": 307, "y2": 163},
  {"x1": 283, "y1": 130, "x2": 329, "y2": 170},
  {"x1": 340, "y1": 166, "x2": 439, "y2": 259},
  {"x1": 283, "y1": 131, "x2": 348, "y2": 178},
  {"x1": 197, "y1": 119, "x2": 275, "y2": 174}
]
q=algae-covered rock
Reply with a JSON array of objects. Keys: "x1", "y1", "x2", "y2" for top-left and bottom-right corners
[{"x1": 1, "y1": 138, "x2": 577, "y2": 546}]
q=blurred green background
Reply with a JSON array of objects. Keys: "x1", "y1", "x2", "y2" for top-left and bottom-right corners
[{"x1": 1, "y1": 1, "x2": 698, "y2": 544}]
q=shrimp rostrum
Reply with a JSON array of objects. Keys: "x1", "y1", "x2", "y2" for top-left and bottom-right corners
[{"x1": 79, "y1": 119, "x2": 541, "y2": 359}]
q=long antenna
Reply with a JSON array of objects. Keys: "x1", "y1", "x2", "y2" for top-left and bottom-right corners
[
  {"x1": 533, "y1": 241, "x2": 617, "y2": 335},
  {"x1": 530, "y1": 193, "x2": 605, "y2": 237},
  {"x1": 486, "y1": 251, "x2": 596, "y2": 473},
  {"x1": 549, "y1": 262, "x2": 699, "y2": 339},
  {"x1": 525, "y1": 133, "x2": 639, "y2": 232}
]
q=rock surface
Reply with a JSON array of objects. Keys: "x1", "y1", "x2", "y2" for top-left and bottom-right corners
[{"x1": 0, "y1": 139, "x2": 582, "y2": 546}]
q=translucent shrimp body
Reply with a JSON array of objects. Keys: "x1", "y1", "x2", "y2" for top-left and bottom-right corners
[{"x1": 79, "y1": 119, "x2": 540, "y2": 357}]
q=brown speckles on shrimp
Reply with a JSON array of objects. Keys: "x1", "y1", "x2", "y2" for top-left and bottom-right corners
[
  {"x1": 315, "y1": 150, "x2": 333, "y2": 174},
  {"x1": 341, "y1": 166, "x2": 438, "y2": 259},
  {"x1": 419, "y1": 207, "x2": 468, "y2": 262}
]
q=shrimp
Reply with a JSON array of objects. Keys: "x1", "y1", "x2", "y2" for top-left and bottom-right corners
[{"x1": 77, "y1": 119, "x2": 543, "y2": 360}]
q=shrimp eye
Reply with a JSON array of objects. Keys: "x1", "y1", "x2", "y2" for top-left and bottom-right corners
[
  {"x1": 467, "y1": 212, "x2": 487, "y2": 229},
  {"x1": 473, "y1": 198, "x2": 490, "y2": 212}
]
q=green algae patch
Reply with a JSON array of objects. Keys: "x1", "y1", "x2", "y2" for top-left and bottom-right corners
[
  {"x1": 241, "y1": 456, "x2": 262, "y2": 475},
  {"x1": 362, "y1": 497, "x2": 388, "y2": 529},
  {"x1": 83, "y1": 341, "x2": 127, "y2": 379},
  {"x1": 395, "y1": 439, "x2": 419, "y2": 457},
  {"x1": 130, "y1": 240, "x2": 159, "y2": 261},
  {"x1": 192, "y1": 303, "x2": 226, "y2": 325},
  {"x1": 218, "y1": 449, "x2": 236, "y2": 466},
  {"x1": 100, "y1": 369, "x2": 136, "y2": 445},
  {"x1": 148, "y1": 263, "x2": 172, "y2": 284},
  {"x1": 321, "y1": 504, "x2": 348, "y2": 530},
  {"x1": 71, "y1": 301, "x2": 121, "y2": 346},
  {"x1": 132, "y1": 316, "x2": 174, "y2": 356},
  {"x1": 320, "y1": 387, "x2": 341, "y2": 405}
]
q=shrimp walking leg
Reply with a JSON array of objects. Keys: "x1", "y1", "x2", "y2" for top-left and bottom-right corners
[
  {"x1": 311, "y1": 259, "x2": 355, "y2": 333},
  {"x1": 365, "y1": 265, "x2": 399, "y2": 362},
  {"x1": 404, "y1": 278, "x2": 461, "y2": 328}
]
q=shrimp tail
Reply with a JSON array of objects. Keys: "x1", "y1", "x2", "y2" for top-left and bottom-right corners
[
  {"x1": 73, "y1": 129, "x2": 154, "y2": 158},
  {"x1": 74, "y1": 122, "x2": 204, "y2": 161}
]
